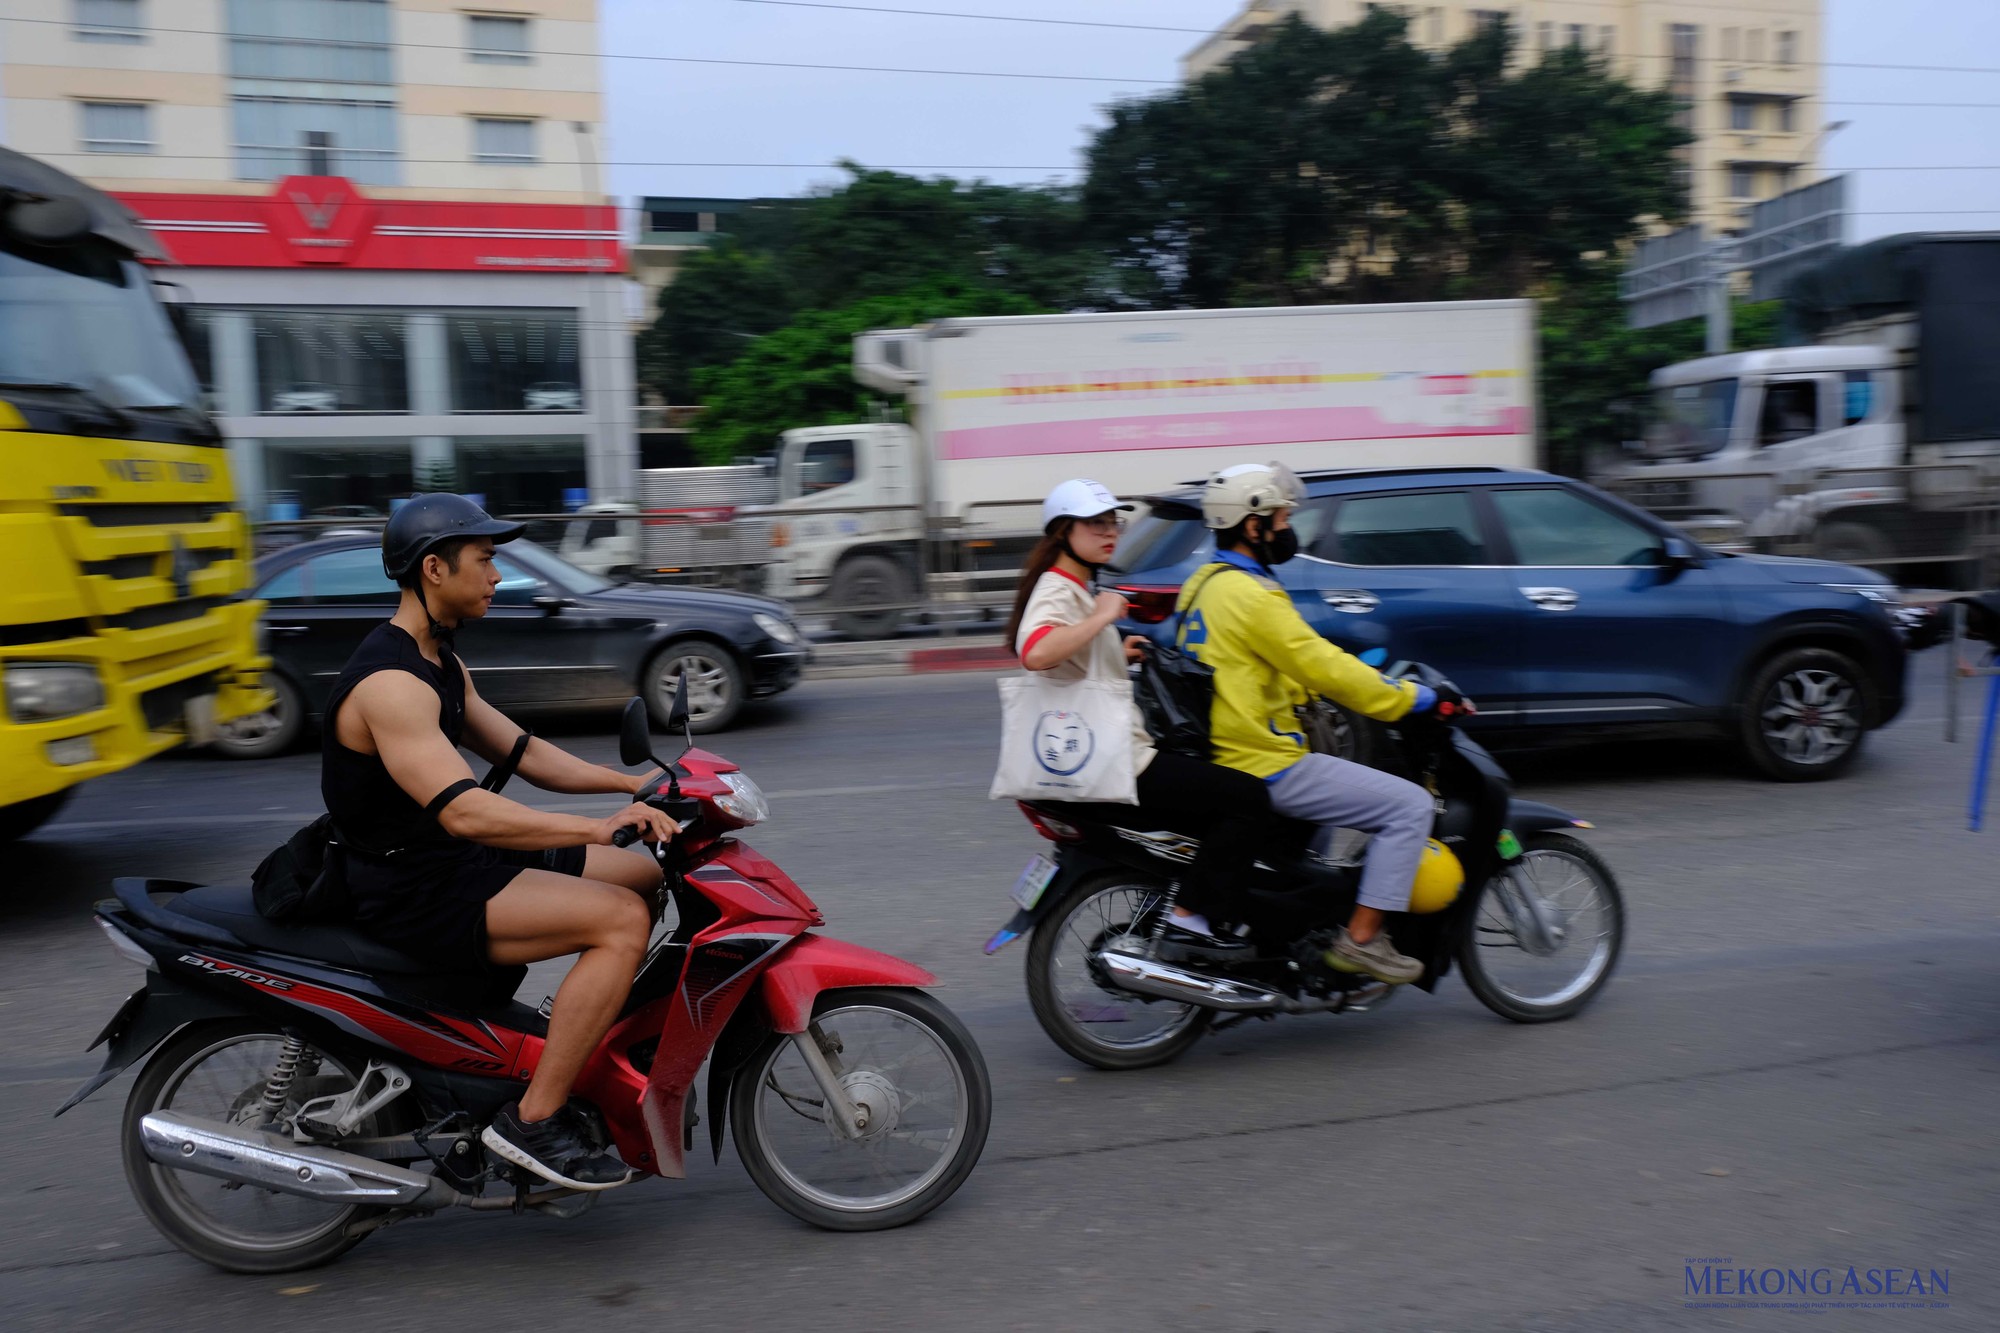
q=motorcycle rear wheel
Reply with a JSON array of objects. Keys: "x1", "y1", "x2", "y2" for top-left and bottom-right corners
[
  {"x1": 732, "y1": 988, "x2": 990, "y2": 1231},
  {"x1": 1026, "y1": 871, "x2": 1213, "y2": 1071},
  {"x1": 1457, "y1": 832, "x2": 1624, "y2": 1023},
  {"x1": 122, "y1": 1021, "x2": 385, "y2": 1273}
]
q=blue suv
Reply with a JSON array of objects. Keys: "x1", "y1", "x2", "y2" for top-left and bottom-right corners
[{"x1": 1110, "y1": 467, "x2": 1908, "y2": 781}]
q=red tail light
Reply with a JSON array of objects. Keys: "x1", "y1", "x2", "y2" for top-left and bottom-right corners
[
  {"x1": 1115, "y1": 584, "x2": 1181, "y2": 625},
  {"x1": 1017, "y1": 803, "x2": 1081, "y2": 842}
]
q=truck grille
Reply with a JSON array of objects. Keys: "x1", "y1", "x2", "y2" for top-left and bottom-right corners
[
  {"x1": 81, "y1": 550, "x2": 227, "y2": 582},
  {"x1": 109, "y1": 597, "x2": 228, "y2": 633},
  {"x1": 140, "y1": 672, "x2": 220, "y2": 732},
  {"x1": 59, "y1": 503, "x2": 233, "y2": 528}
]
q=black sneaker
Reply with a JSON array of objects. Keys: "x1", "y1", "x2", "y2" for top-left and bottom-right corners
[
  {"x1": 1161, "y1": 915, "x2": 1252, "y2": 959},
  {"x1": 481, "y1": 1102, "x2": 635, "y2": 1191}
]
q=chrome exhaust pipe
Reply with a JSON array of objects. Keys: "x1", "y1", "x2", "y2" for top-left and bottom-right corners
[
  {"x1": 1095, "y1": 948, "x2": 1287, "y2": 1013},
  {"x1": 140, "y1": 1110, "x2": 464, "y2": 1211}
]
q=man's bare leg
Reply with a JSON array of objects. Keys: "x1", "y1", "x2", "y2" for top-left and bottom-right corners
[
  {"x1": 582, "y1": 845, "x2": 665, "y2": 915},
  {"x1": 486, "y1": 871, "x2": 650, "y2": 1123}
]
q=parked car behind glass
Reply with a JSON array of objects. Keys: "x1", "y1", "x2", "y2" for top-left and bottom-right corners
[{"x1": 214, "y1": 537, "x2": 810, "y2": 759}]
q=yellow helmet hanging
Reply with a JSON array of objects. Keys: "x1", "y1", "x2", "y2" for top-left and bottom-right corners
[{"x1": 1406, "y1": 839, "x2": 1466, "y2": 914}]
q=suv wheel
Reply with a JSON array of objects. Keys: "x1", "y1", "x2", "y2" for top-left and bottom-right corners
[{"x1": 1739, "y1": 647, "x2": 1873, "y2": 781}]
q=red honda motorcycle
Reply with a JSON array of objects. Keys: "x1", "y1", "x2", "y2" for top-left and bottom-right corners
[{"x1": 58, "y1": 689, "x2": 991, "y2": 1273}]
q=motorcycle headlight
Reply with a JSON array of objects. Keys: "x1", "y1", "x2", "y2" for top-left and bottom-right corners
[
  {"x1": 1829, "y1": 584, "x2": 1898, "y2": 606},
  {"x1": 715, "y1": 771, "x2": 770, "y2": 826},
  {"x1": 753, "y1": 612, "x2": 803, "y2": 646},
  {"x1": 4, "y1": 662, "x2": 106, "y2": 723}
]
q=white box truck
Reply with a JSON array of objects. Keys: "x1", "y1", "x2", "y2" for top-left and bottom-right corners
[{"x1": 755, "y1": 300, "x2": 1538, "y2": 634}]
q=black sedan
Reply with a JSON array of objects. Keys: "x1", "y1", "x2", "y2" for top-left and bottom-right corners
[{"x1": 214, "y1": 535, "x2": 811, "y2": 759}]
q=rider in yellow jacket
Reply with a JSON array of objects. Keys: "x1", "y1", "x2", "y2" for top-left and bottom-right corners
[{"x1": 1175, "y1": 463, "x2": 1445, "y2": 985}]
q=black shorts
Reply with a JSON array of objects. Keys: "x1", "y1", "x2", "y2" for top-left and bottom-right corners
[{"x1": 348, "y1": 842, "x2": 589, "y2": 972}]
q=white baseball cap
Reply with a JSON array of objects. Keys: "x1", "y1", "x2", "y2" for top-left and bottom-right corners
[{"x1": 1042, "y1": 478, "x2": 1134, "y2": 531}]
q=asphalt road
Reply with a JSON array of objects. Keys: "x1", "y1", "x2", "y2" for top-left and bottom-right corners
[{"x1": 4, "y1": 657, "x2": 1996, "y2": 1332}]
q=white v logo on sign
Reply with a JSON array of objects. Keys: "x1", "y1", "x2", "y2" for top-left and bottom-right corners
[{"x1": 289, "y1": 190, "x2": 343, "y2": 231}]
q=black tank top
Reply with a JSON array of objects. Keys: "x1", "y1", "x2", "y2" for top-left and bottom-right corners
[{"x1": 321, "y1": 622, "x2": 467, "y2": 856}]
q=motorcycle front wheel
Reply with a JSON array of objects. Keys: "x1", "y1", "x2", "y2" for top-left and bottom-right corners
[
  {"x1": 1457, "y1": 832, "x2": 1624, "y2": 1023},
  {"x1": 1025, "y1": 871, "x2": 1213, "y2": 1071},
  {"x1": 732, "y1": 988, "x2": 990, "y2": 1231}
]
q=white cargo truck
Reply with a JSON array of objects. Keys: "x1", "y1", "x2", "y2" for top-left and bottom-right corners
[
  {"x1": 1602, "y1": 234, "x2": 2000, "y2": 583},
  {"x1": 754, "y1": 301, "x2": 1538, "y2": 634}
]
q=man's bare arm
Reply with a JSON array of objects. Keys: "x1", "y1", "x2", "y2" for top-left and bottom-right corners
[
  {"x1": 352, "y1": 672, "x2": 671, "y2": 849},
  {"x1": 458, "y1": 662, "x2": 645, "y2": 797}
]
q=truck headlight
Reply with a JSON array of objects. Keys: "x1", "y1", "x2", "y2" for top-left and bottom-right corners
[
  {"x1": 753, "y1": 612, "x2": 803, "y2": 646},
  {"x1": 715, "y1": 771, "x2": 770, "y2": 826},
  {"x1": 4, "y1": 662, "x2": 106, "y2": 723}
]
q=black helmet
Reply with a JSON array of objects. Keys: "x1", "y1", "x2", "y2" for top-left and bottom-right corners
[{"x1": 381, "y1": 493, "x2": 525, "y2": 582}]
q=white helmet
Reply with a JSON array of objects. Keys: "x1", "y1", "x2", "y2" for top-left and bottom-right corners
[
  {"x1": 1201, "y1": 462, "x2": 1305, "y2": 530},
  {"x1": 1042, "y1": 478, "x2": 1133, "y2": 531}
]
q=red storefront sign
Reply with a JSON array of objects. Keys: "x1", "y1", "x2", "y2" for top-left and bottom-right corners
[{"x1": 115, "y1": 176, "x2": 623, "y2": 273}]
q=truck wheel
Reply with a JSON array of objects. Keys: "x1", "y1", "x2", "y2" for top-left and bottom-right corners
[
  {"x1": 830, "y1": 555, "x2": 911, "y2": 640},
  {"x1": 211, "y1": 672, "x2": 305, "y2": 761},
  {"x1": 0, "y1": 790, "x2": 73, "y2": 843},
  {"x1": 1738, "y1": 647, "x2": 1874, "y2": 782},
  {"x1": 1813, "y1": 521, "x2": 1895, "y2": 573}
]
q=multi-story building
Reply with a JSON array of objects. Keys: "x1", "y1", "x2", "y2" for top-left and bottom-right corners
[
  {"x1": 628, "y1": 196, "x2": 744, "y2": 327},
  {"x1": 1185, "y1": 1, "x2": 1824, "y2": 236},
  {"x1": 0, "y1": 0, "x2": 634, "y2": 516}
]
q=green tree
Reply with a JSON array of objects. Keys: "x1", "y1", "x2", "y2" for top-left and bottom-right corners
[
  {"x1": 1082, "y1": 11, "x2": 1691, "y2": 307},
  {"x1": 642, "y1": 166, "x2": 1106, "y2": 405},
  {"x1": 688, "y1": 280, "x2": 1047, "y2": 464}
]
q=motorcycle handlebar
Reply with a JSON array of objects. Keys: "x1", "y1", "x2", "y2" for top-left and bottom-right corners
[{"x1": 611, "y1": 824, "x2": 640, "y2": 848}]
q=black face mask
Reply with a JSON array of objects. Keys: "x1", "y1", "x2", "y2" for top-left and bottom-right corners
[{"x1": 1249, "y1": 522, "x2": 1299, "y2": 568}]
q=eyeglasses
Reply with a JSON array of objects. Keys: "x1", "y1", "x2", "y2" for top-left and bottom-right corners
[{"x1": 1078, "y1": 515, "x2": 1125, "y2": 534}]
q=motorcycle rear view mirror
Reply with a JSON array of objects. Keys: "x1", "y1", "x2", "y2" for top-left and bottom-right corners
[
  {"x1": 666, "y1": 673, "x2": 692, "y2": 737},
  {"x1": 619, "y1": 697, "x2": 661, "y2": 768}
]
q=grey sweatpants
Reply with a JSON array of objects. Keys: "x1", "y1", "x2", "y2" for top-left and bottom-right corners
[{"x1": 1265, "y1": 752, "x2": 1434, "y2": 913}]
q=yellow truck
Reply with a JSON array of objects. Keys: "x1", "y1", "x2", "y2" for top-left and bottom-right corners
[{"x1": 1, "y1": 147, "x2": 268, "y2": 841}]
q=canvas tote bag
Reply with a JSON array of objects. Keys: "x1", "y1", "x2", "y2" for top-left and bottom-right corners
[{"x1": 989, "y1": 674, "x2": 1138, "y2": 804}]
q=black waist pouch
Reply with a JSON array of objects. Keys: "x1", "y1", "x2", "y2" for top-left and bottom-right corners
[{"x1": 251, "y1": 814, "x2": 353, "y2": 922}]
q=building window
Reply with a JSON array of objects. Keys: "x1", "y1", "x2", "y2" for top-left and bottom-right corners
[
  {"x1": 447, "y1": 311, "x2": 581, "y2": 412},
  {"x1": 1668, "y1": 24, "x2": 1699, "y2": 132},
  {"x1": 648, "y1": 209, "x2": 701, "y2": 232},
  {"x1": 1729, "y1": 165, "x2": 1757, "y2": 200},
  {"x1": 1599, "y1": 25, "x2": 1614, "y2": 56},
  {"x1": 1777, "y1": 30, "x2": 1797, "y2": 67},
  {"x1": 1426, "y1": 6, "x2": 1443, "y2": 46},
  {"x1": 467, "y1": 14, "x2": 531, "y2": 64},
  {"x1": 1722, "y1": 27, "x2": 1740, "y2": 62},
  {"x1": 228, "y1": 0, "x2": 399, "y2": 184},
  {"x1": 1779, "y1": 101, "x2": 1797, "y2": 133},
  {"x1": 1536, "y1": 21, "x2": 1552, "y2": 51},
  {"x1": 473, "y1": 118, "x2": 537, "y2": 164},
  {"x1": 80, "y1": 101, "x2": 153, "y2": 153},
  {"x1": 1730, "y1": 101, "x2": 1756, "y2": 132},
  {"x1": 1470, "y1": 9, "x2": 1506, "y2": 33},
  {"x1": 1747, "y1": 29, "x2": 1765, "y2": 64},
  {"x1": 227, "y1": 0, "x2": 394, "y2": 83},
  {"x1": 453, "y1": 438, "x2": 586, "y2": 514},
  {"x1": 252, "y1": 310, "x2": 410, "y2": 415},
  {"x1": 1565, "y1": 23, "x2": 1585, "y2": 48},
  {"x1": 233, "y1": 97, "x2": 399, "y2": 184},
  {"x1": 74, "y1": 0, "x2": 144, "y2": 42}
]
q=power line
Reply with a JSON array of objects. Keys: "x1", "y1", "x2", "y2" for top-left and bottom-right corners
[
  {"x1": 10, "y1": 12, "x2": 2000, "y2": 83},
  {"x1": 732, "y1": 0, "x2": 1213, "y2": 35},
  {"x1": 725, "y1": 0, "x2": 2000, "y2": 78}
]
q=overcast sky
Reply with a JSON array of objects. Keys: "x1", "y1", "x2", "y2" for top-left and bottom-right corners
[{"x1": 603, "y1": 0, "x2": 2000, "y2": 243}]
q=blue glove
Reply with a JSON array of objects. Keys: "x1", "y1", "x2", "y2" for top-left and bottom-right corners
[{"x1": 1412, "y1": 684, "x2": 1438, "y2": 713}]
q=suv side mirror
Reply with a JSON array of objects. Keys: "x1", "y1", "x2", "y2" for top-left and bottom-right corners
[{"x1": 1657, "y1": 536, "x2": 1701, "y2": 580}]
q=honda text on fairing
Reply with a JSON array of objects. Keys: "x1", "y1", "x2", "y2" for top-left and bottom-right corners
[
  {"x1": 988, "y1": 662, "x2": 1624, "y2": 1071},
  {"x1": 60, "y1": 684, "x2": 989, "y2": 1273}
]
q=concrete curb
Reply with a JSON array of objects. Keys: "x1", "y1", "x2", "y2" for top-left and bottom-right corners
[{"x1": 802, "y1": 637, "x2": 1014, "y2": 680}]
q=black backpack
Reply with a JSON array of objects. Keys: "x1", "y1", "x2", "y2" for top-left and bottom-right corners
[
  {"x1": 251, "y1": 814, "x2": 352, "y2": 923},
  {"x1": 1133, "y1": 565, "x2": 1236, "y2": 761}
]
